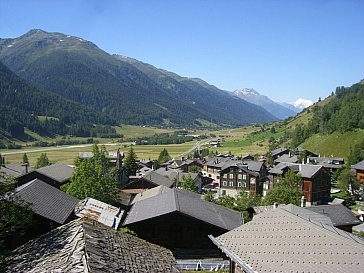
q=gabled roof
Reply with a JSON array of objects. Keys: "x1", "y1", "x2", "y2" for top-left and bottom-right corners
[
  {"x1": 270, "y1": 147, "x2": 289, "y2": 157},
  {"x1": 155, "y1": 168, "x2": 199, "y2": 183},
  {"x1": 210, "y1": 205, "x2": 364, "y2": 273},
  {"x1": 298, "y1": 164, "x2": 323, "y2": 178},
  {"x1": 352, "y1": 160, "x2": 364, "y2": 171},
  {"x1": 305, "y1": 204, "x2": 361, "y2": 227},
  {"x1": 205, "y1": 157, "x2": 238, "y2": 169},
  {"x1": 35, "y1": 163, "x2": 74, "y2": 183},
  {"x1": 131, "y1": 185, "x2": 172, "y2": 204},
  {"x1": 220, "y1": 160, "x2": 264, "y2": 176},
  {"x1": 5, "y1": 218, "x2": 179, "y2": 273},
  {"x1": 274, "y1": 154, "x2": 298, "y2": 164},
  {"x1": 142, "y1": 170, "x2": 175, "y2": 187},
  {"x1": 14, "y1": 179, "x2": 79, "y2": 224},
  {"x1": 124, "y1": 189, "x2": 243, "y2": 230},
  {"x1": 0, "y1": 163, "x2": 34, "y2": 182},
  {"x1": 268, "y1": 163, "x2": 323, "y2": 178},
  {"x1": 3, "y1": 163, "x2": 34, "y2": 174}
]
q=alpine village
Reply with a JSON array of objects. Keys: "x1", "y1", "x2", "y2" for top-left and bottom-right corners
[{"x1": 1, "y1": 29, "x2": 364, "y2": 273}]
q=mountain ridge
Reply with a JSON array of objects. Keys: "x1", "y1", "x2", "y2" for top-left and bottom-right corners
[
  {"x1": 0, "y1": 29, "x2": 276, "y2": 128},
  {"x1": 233, "y1": 88, "x2": 297, "y2": 119}
]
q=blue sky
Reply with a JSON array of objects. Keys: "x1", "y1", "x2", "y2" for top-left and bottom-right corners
[{"x1": 0, "y1": 0, "x2": 363, "y2": 103}]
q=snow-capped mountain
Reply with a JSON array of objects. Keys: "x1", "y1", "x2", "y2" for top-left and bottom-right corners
[
  {"x1": 292, "y1": 98, "x2": 313, "y2": 109},
  {"x1": 234, "y1": 88, "x2": 297, "y2": 120}
]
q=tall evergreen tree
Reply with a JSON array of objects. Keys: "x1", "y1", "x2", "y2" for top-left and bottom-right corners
[
  {"x1": 22, "y1": 153, "x2": 29, "y2": 164},
  {"x1": 158, "y1": 148, "x2": 171, "y2": 163},
  {"x1": 124, "y1": 146, "x2": 138, "y2": 177}
]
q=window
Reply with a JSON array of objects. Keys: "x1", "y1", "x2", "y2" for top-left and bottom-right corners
[
  {"x1": 217, "y1": 176, "x2": 220, "y2": 179},
  {"x1": 250, "y1": 177, "x2": 256, "y2": 184},
  {"x1": 229, "y1": 181, "x2": 234, "y2": 187},
  {"x1": 263, "y1": 183, "x2": 269, "y2": 190},
  {"x1": 238, "y1": 182, "x2": 241, "y2": 187},
  {"x1": 223, "y1": 173, "x2": 227, "y2": 178},
  {"x1": 242, "y1": 174, "x2": 247, "y2": 180},
  {"x1": 238, "y1": 174, "x2": 242, "y2": 180},
  {"x1": 222, "y1": 181, "x2": 227, "y2": 187},
  {"x1": 222, "y1": 190, "x2": 226, "y2": 196},
  {"x1": 242, "y1": 182, "x2": 246, "y2": 188},
  {"x1": 229, "y1": 174, "x2": 234, "y2": 179}
]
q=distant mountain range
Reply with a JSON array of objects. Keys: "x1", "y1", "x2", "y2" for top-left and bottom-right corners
[
  {"x1": 0, "y1": 29, "x2": 276, "y2": 129},
  {"x1": 233, "y1": 88, "x2": 312, "y2": 119}
]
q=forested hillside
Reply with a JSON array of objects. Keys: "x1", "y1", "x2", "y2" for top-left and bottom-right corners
[
  {"x1": 0, "y1": 29, "x2": 276, "y2": 127},
  {"x1": 0, "y1": 61, "x2": 117, "y2": 142},
  {"x1": 290, "y1": 80, "x2": 364, "y2": 148}
]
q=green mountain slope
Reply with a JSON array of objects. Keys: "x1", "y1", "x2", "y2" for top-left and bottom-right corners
[
  {"x1": 0, "y1": 29, "x2": 276, "y2": 127},
  {"x1": 0, "y1": 61, "x2": 116, "y2": 140}
]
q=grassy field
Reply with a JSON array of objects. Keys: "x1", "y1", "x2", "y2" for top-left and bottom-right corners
[
  {"x1": 115, "y1": 125, "x2": 175, "y2": 139},
  {"x1": 302, "y1": 130, "x2": 364, "y2": 160},
  {"x1": 1, "y1": 141, "x2": 199, "y2": 167}
]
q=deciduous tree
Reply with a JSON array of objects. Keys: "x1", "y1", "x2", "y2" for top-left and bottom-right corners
[
  {"x1": 35, "y1": 153, "x2": 50, "y2": 168},
  {"x1": 179, "y1": 175, "x2": 197, "y2": 192},
  {"x1": 264, "y1": 169, "x2": 303, "y2": 206},
  {"x1": 62, "y1": 144, "x2": 118, "y2": 203}
]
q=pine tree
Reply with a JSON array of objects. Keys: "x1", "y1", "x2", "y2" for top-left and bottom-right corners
[
  {"x1": 158, "y1": 148, "x2": 171, "y2": 163},
  {"x1": 22, "y1": 153, "x2": 29, "y2": 164},
  {"x1": 124, "y1": 146, "x2": 138, "y2": 177}
]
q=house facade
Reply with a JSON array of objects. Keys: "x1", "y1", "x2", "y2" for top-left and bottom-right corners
[{"x1": 219, "y1": 161, "x2": 268, "y2": 197}]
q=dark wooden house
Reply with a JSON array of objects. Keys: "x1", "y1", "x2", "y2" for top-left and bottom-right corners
[
  {"x1": 123, "y1": 189, "x2": 243, "y2": 258},
  {"x1": 17, "y1": 163, "x2": 74, "y2": 189},
  {"x1": 219, "y1": 161, "x2": 268, "y2": 197}
]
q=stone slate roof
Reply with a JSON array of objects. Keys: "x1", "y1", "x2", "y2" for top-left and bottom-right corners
[
  {"x1": 352, "y1": 160, "x2": 364, "y2": 171},
  {"x1": 36, "y1": 163, "x2": 74, "y2": 183},
  {"x1": 270, "y1": 147, "x2": 289, "y2": 157},
  {"x1": 3, "y1": 163, "x2": 34, "y2": 174},
  {"x1": 210, "y1": 206, "x2": 364, "y2": 273},
  {"x1": 269, "y1": 163, "x2": 323, "y2": 178},
  {"x1": 5, "y1": 218, "x2": 180, "y2": 273},
  {"x1": 15, "y1": 179, "x2": 79, "y2": 224},
  {"x1": 155, "y1": 168, "x2": 199, "y2": 183},
  {"x1": 142, "y1": 170, "x2": 174, "y2": 187},
  {"x1": 274, "y1": 154, "x2": 298, "y2": 164},
  {"x1": 124, "y1": 189, "x2": 243, "y2": 230},
  {"x1": 131, "y1": 185, "x2": 172, "y2": 204},
  {"x1": 305, "y1": 204, "x2": 361, "y2": 227},
  {"x1": 205, "y1": 157, "x2": 238, "y2": 169},
  {"x1": 298, "y1": 164, "x2": 323, "y2": 178},
  {"x1": 0, "y1": 163, "x2": 33, "y2": 182}
]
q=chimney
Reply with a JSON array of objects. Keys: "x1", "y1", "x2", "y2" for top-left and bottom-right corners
[
  {"x1": 273, "y1": 203, "x2": 278, "y2": 209},
  {"x1": 301, "y1": 196, "x2": 307, "y2": 207}
]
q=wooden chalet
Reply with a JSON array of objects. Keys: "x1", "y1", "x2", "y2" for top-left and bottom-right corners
[
  {"x1": 219, "y1": 160, "x2": 268, "y2": 197},
  {"x1": 123, "y1": 188, "x2": 243, "y2": 258}
]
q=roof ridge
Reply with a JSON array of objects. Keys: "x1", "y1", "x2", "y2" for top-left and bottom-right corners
[
  {"x1": 280, "y1": 207, "x2": 364, "y2": 247},
  {"x1": 174, "y1": 189, "x2": 180, "y2": 212}
]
